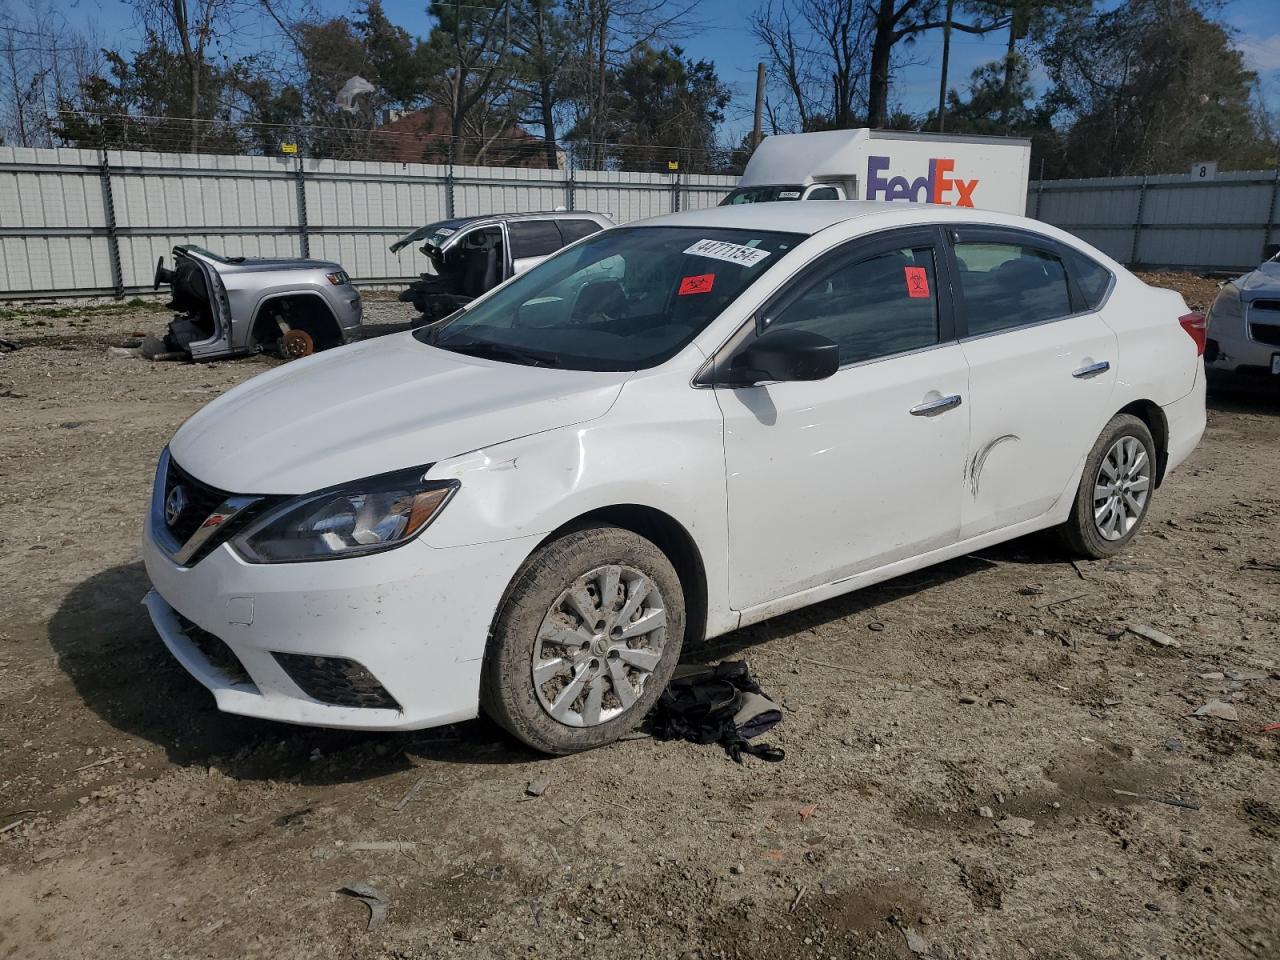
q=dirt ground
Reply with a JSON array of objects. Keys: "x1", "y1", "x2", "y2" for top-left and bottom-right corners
[{"x1": 1, "y1": 280, "x2": 1278, "y2": 960}]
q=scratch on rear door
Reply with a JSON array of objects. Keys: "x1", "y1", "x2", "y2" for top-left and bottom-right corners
[{"x1": 966, "y1": 434, "x2": 1020, "y2": 497}]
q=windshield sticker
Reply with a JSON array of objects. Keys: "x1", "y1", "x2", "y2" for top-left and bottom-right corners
[
  {"x1": 435, "y1": 227, "x2": 456, "y2": 236},
  {"x1": 684, "y1": 239, "x2": 773, "y2": 268},
  {"x1": 904, "y1": 266, "x2": 930, "y2": 298},
  {"x1": 678, "y1": 273, "x2": 715, "y2": 296},
  {"x1": 779, "y1": 191, "x2": 801, "y2": 199}
]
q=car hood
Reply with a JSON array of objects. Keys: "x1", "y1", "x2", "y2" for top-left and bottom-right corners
[
  {"x1": 1238, "y1": 260, "x2": 1280, "y2": 298},
  {"x1": 168, "y1": 333, "x2": 630, "y2": 494}
]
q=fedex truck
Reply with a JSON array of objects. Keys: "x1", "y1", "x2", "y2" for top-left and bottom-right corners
[{"x1": 721, "y1": 129, "x2": 1032, "y2": 216}]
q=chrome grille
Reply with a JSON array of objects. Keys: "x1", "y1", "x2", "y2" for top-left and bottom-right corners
[{"x1": 158, "y1": 454, "x2": 284, "y2": 567}]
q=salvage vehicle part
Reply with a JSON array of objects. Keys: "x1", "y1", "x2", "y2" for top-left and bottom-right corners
[
  {"x1": 391, "y1": 211, "x2": 612, "y2": 326},
  {"x1": 152, "y1": 245, "x2": 362, "y2": 361},
  {"x1": 142, "y1": 200, "x2": 1205, "y2": 754}
]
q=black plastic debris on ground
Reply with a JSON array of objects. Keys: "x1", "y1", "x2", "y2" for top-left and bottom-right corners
[
  {"x1": 340, "y1": 882, "x2": 390, "y2": 930},
  {"x1": 647, "y1": 660, "x2": 784, "y2": 763}
]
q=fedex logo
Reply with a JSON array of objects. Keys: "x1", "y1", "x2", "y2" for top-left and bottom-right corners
[{"x1": 867, "y1": 155, "x2": 979, "y2": 207}]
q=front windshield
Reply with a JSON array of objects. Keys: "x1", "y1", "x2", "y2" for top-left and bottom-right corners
[
  {"x1": 416, "y1": 226, "x2": 802, "y2": 372},
  {"x1": 720, "y1": 186, "x2": 804, "y2": 205}
]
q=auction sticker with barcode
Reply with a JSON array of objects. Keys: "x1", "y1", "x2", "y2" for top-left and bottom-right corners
[{"x1": 683, "y1": 239, "x2": 773, "y2": 267}]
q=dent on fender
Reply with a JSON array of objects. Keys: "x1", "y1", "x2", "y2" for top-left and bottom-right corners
[{"x1": 965, "y1": 434, "x2": 1020, "y2": 497}]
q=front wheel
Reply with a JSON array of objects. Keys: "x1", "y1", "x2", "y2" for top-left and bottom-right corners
[
  {"x1": 481, "y1": 525, "x2": 685, "y2": 754},
  {"x1": 1058, "y1": 413, "x2": 1157, "y2": 558}
]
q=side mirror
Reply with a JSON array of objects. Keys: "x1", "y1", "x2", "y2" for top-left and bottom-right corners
[{"x1": 727, "y1": 328, "x2": 839, "y2": 385}]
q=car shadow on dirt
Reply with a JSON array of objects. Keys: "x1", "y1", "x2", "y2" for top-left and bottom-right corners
[
  {"x1": 48, "y1": 561, "x2": 543, "y2": 786},
  {"x1": 1207, "y1": 384, "x2": 1280, "y2": 414},
  {"x1": 686, "y1": 536, "x2": 1074, "y2": 663},
  {"x1": 52, "y1": 538, "x2": 1075, "y2": 784}
]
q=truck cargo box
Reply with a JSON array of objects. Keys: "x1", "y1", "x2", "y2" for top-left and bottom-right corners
[{"x1": 723, "y1": 129, "x2": 1032, "y2": 216}]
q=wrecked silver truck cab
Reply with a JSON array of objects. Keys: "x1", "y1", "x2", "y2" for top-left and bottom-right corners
[{"x1": 153, "y1": 245, "x2": 362, "y2": 360}]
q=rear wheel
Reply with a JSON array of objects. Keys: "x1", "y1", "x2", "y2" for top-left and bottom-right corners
[
  {"x1": 481, "y1": 525, "x2": 685, "y2": 754},
  {"x1": 1058, "y1": 413, "x2": 1156, "y2": 558}
]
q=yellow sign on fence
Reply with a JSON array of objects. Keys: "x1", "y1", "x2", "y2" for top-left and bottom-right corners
[{"x1": 281, "y1": 143, "x2": 298, "y2": 155}]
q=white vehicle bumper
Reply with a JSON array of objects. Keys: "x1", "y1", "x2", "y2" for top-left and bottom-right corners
[
  {"x1": 141, "y1": 512, "x2": 537, "y2": 731},
  {"x1": 1162, "y1": 365, "x2": 1207, "y2": 479}
]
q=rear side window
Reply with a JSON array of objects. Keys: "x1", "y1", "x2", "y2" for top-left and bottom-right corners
[
  {"x1": 508, "y1": 220, "x2": 563, "y2": 259},
  {"x1": 954, "y1": 242, "x2": 1072, "y2": 336},
  {"x1": 766, "y1": 245, "x2": 940, "y2": 365},
  {"x1": 1067, "y1": 250, "x2": 1113, "y2": 309},
  {"x1": 559, "y1": 219, "x2": 603, "y2": 244}
]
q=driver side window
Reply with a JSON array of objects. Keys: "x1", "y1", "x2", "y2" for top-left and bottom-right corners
[{"x1": 766, "y1": 245, "x2": 941, "y2": 366}]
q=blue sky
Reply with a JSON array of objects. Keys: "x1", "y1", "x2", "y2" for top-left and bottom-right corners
[{"x1": 68, "y1": 0, "x2": 1280, "y2": 144}]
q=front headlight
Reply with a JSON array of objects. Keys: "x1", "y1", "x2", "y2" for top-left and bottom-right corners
[{"x1": 232, "y1": 467, "x2": 458, "y2": 563}]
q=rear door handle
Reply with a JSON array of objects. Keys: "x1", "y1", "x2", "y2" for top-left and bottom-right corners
[
  {"x1": 1072, "y1": 361, "x2": 1111, "y2": 379},
  {"x1": 909, "y1": 394, "x2": 963, "y2": 416}
]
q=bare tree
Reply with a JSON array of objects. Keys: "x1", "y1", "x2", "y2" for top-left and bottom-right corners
[
  {"x1": 131, "y1": 0, "x2": 242, "y2": 151},
  {"x1": 751, "y1": 0, "x2": 821, "y2": 130},
  {"x1": 0, "y1": 2, "x2": 90, "y2": 147},
  {"x1": 866, "y1": 0, "x2": 1006, "y2": 128},
  {"x1": 564, "y1": 0, "x2": 702, "y2": 168}
]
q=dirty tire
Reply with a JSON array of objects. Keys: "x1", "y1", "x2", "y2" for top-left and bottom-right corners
[
  {"x1": 1058, "y1": 413, "x2": 1157, "y2": 559},
  {"x1": 481, "y1": 525, "x2": 685, "y2": 755}
]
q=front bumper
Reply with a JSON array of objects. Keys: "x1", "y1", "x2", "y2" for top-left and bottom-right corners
[
  {"x1": 337, "y1": 290, "x2": 363, "y2": 336},
  {"x1": 142, "y1": 510, "x2": 537, "y2": 731},
  {"x1": 1205, "y1": 309, "x2": 1280, "y2": 380}
]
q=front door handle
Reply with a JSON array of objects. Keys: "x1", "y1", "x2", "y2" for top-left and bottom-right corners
[
  {"x1": 909, "y1": 394, "x2": 963, "y2": 417},
  {"x1": 1072, "y1": 360, "x2": 1111, "y2": 379}
]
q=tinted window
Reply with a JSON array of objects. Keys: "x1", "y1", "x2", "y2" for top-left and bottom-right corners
[
  {"x1": 954, "y1": 242, "x2": 1072, "y2": 335},
  {"x1": 721, "y1": 185, "x2": 804, "y2": 204},
  {"x1": 1067, "y1": 250, "x2": 1112, "y2": 309},
  {"x1": 559, "y1": 219, "x2": 604, "y2": 244},
  {"x1": 508, "y1": 220, "x2": 563, "y2": 259},
  {"x1": 766, "y1": 245, "x2": 940, "y2": 365},
  {"x1": 806, "y1": 187, "x2": 840, "y2": 200},
  {"x1": 420, "y1": 227, "x2": 801, "y2": 372}
]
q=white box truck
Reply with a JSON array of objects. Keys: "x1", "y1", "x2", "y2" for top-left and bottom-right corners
[{"x1": 722, "y1": 129, "x2": 1032, "y2": 216}]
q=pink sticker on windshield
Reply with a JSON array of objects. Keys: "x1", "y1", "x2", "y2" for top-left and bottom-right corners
[{"x1": 678, "y1": 274, "x2": 715, "y2": 296}]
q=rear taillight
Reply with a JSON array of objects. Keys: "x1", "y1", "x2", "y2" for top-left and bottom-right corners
[{"x1": 1179, "y1": 312, "x2": 1206, "y2": 356}]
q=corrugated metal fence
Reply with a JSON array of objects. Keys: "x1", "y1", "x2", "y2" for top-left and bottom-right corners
[
  {"x1": 0, "y1": 146, "x2": 736, "y2": 299},
  {"x1": 1027, "y1": 169, "x2": 1280, "y2": 273},
  {"x1": 5, "y1": 146, "x2": 1278, "y2": 298}
]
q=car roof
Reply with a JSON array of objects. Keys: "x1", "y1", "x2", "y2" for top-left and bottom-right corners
[
  {"x1": 628, "y1": 200, "x2": 1030, "y2": 237},
  {"x1": 445, "y1": 210, "x2": 609, "y2": 227}
]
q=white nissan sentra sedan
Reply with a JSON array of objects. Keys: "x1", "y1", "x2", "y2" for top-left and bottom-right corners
[{"x1": 142, "y1": 202, "x2": 1206, "y2": 754}]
